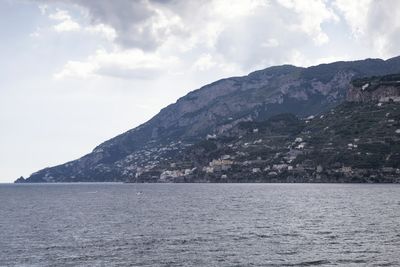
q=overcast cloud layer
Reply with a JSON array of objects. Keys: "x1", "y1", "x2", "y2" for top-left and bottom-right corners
[{"x1": 1, "y1": 0, "x2": 400, "y2": 182}]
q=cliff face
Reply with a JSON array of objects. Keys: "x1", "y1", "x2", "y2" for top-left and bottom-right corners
[
  {"x1": 347, "y1": 74, "x2": 400, "y2": 102},
  {"x1": 19, "y1": 56, "x2": 400, "y2": 183}
]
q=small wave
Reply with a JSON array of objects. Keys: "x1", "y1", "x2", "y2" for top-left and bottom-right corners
[
  {"x1": 276, "y1": 251, "x2": 298, "y2": 256},
  {"x1": 296, "y1": 260, "x2": 330, "y2": 266},
  {"x1": 256, "y1": 234, "x2": 271, "y2": 238},
  {"x1": 281, "y1": 260, "x2": 330, "y2": 266},
  {"x1": 315, "y1": 231, "x2": 332, "y2": 235},
  {"x1": 337, "y1": 259, "x2": 367, "y2": 264}
]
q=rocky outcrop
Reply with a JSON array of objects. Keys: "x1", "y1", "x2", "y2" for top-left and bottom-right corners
[{"x1": 347, "y1": 74, "x2": 400, "y2": 102}]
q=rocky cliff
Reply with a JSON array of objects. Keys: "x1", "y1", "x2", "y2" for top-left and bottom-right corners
[
  {"x1": 17, "y1": 56, "x2": 400, "y2": 183},
  {"x1": 347, "y1": 74, "x2": 400, "y2": 102}
]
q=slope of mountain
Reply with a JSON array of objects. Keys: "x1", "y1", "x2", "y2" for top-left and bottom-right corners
[
  {"x1": 168, "y1": 101, "x2": 399, "y2": 183},
  {"x1": 17, "y1": 56, "x2": 400, "y2": 183},
  {"x1": 129, "y1": 73, "x2": 400, "y2": 183}
]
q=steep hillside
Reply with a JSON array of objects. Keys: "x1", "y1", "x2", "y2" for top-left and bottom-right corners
[
  {"x1": 18, "y1": 56, "x2": 400, "y2": 183},
  {"x1": 135, "y1": 101, "x2": 400, "y2": 183}
]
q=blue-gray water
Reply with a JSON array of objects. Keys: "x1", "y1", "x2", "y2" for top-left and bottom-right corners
[{"x1": 0, "y1": 183, "x2": 399, "y2": 266}]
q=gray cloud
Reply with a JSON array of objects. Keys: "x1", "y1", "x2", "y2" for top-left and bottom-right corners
[
  {"x1": 78, "y1": 0, "x2": 162, "y2": 50},
  {"x1": 33, "y1": 0, "x2": 400, "y2": 80},
  {"x1": 34, "y1": 0, "x2": 342, "y2": 68},
  {"x1": 34, "y1": 0, "x2": 194, "y2": 50},
  {"x1": 214, "y1": 3, "x2": 313, "y2": 69},
  {"x1": 366, "y1": 0, "x2": 400, "y2": 57},
  {"x1": 334, "y1": 0, "x2": 400, "y2": 59}
]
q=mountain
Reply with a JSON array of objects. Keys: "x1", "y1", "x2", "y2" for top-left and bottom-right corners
[
  {"x1": 17, "y1": 56, "x2": 400, "y2": 183},
  {"x1": 130, "y1": 73, "x2": 400, "y2": 183},
  {"x1": 167, "y1": 101, "x2": 399, "y2": 183}
]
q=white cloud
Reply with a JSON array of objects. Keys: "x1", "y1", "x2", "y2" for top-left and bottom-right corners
[
  {"x1": 261, "y1": 38, "x2": 280, "y2": 48},
  {"x1": 193, "y1": 54, "x2": 217, "y2": 71},
  {"x1": 277, "y1": 0, "x2": 339, "y2": 45},
  {"x1": 287, "y1": 49, "x2": 350, "y2": 67},
  {"x1": 44, "y1": 0, "x2": 188, "y2": 51},
  {"x1": 53, "y1": 19, "x2": 80, "y2": 32},
  {"x1": 192, "y1": 53, "x2": 240, "y2": 73},
  {"x1": 54, "y1": 60, "x2": 96, "y2": 79},
  {"x1": 334, "y1": 0, "x2": 400, "y2": 58},
  {"x1": 34, "y1": 0, "x2": 400, "y2": 81},
  {"x1": 49, "y1": 9, "x2": 70, "y2": 21},
  {"x1": 333, "y1": 0, "x2": 372, "y2": 37},
  {"x1": 49, "y1": 9, "x2": 81, "y2": 32},
  {"x1": 54, "y1": 48, "x2": 181, "y2": 80},
  {"x1": 85, "y1": 24, "x2": 116, "y2": 41},
  {"x1": 38, "y1": 4, "x2": 48, "y2": 15},
  {"x1": 212, "y1": 0, "x2": 269, "y2": 18},
  {"x1": 30, "y1": 28, "x2": 41, "y2": 38}
]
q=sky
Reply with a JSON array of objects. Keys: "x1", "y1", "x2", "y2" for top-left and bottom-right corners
[{"x1": 1, "y1": 0, "x2": 400, "y2": 183}]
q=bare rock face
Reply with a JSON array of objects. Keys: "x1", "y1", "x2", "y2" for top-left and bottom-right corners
[
  {"x1": 347, "y1": 74, "x2": 400, "y2": 102},
  {"x1": 19, "y1": 56, "x2": 400, "y2": 183},
  {"x1": 347, "y1": 85, "x2": 400, "y2": 102}
]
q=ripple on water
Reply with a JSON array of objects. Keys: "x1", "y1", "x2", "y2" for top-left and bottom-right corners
[{"x1": 0, "y1": 183, "x2": 399, "y2": 266}]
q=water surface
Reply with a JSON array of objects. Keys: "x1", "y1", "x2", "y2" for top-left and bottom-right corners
[{"x1": 1, "y1": 183, "x2": 399, "y2": 266}]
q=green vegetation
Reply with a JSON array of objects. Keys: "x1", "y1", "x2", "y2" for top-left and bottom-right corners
[{"x1": 172, "y1": 101, "x2": 400, "y2": 183}]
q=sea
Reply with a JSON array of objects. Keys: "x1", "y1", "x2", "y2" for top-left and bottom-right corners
[{"x1": 0, "y1": 183, "x2": 399, "y2": 266}]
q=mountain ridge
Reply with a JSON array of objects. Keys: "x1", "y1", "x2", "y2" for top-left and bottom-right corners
[{"x1": 17, "y1": 56, "x2": 400, "y2": 183}]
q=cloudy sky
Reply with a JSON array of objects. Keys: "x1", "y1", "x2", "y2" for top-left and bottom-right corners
[{"x1": 1, "y1": 0, "x2": 399, "y2": 182}]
